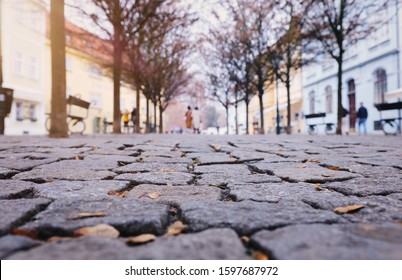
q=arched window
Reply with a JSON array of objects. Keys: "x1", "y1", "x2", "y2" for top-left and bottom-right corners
[
  {"x1": 374, "y1": 69, "x2": 387, "y2": 104},
  {"x1": 325, "y1": 86, "x2": 333, "y2": 113},
  {"x1": 309, "y1": 91, "x2": 315, "y2": 114}
]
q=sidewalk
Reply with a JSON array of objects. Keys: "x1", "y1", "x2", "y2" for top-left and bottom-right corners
[{"x1": 0, "y1": 134, "x2": 401, "y2": 259}]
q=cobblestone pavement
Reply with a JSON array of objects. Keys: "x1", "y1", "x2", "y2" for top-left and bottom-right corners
[{"x1": 0, "y1": 134, "x2": 401, "y2": 260}]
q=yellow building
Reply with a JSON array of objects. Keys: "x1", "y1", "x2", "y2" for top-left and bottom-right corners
[
  {"x1": 248, "y1": 70, "x2": 304, "y2": 134},
  {"x1": 45, "y1": 21, "x2": 146, "y2": 134},
  {"x1": 1, "y1": 0, "x2": 47, "y2": 135}
]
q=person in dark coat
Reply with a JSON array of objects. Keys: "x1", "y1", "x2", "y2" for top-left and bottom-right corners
[{"x1": 356, "y1": 102, "x2": 368, "y2": 135}]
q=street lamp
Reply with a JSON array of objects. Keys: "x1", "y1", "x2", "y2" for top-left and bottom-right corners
[{"x1": 271, "y1": 52, "x2": 281, "y2": 135}]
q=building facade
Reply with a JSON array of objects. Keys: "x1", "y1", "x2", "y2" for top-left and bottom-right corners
[
  {"x1": 302, "y1": 2, "x2": 402, "y2": 134},
  {"x1": 1, "y1": 0, "x2": 47, "y2": 135}
]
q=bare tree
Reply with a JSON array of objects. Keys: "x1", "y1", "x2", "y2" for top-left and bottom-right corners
[
  {"x1": 304, "y1": 0, "x2": 392, "y2": 135},
  {"x1": 49, "y1": 0, "x2": 68, "y2": 138},
  {"x1": 75, "y1": 0, "x2": 167, "y2": 133}
]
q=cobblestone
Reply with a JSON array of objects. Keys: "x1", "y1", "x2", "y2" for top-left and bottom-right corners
[{"x1": 0, "y1": 134, "x2": 401, "y2": 259}]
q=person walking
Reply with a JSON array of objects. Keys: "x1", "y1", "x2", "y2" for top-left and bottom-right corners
[
  {"x1": 192, "y1": 106, "x2": 201, "y2": 134},
  {"x1": 131, "y1": 107, "x2": 137, "y2": 133},
  {"x1": 356, "y1": 102, "x2": 368, "y2": 135},
  {"x1": 184, "y1": 106, "x2": 192, "y2": 133},
  {"x1": 122, "y1": 110, "x2": 130, "y2": 134}
]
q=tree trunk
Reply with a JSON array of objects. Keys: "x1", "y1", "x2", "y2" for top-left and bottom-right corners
[
  {"x1": 286, "y1": 79, "x2": 291, "y2": 134},
  {"x1": 258, "y1": 91, "x2": 265, "y2": 134},
  {"x1": 153, "y1": 101, "x2": 157, "y2": 133},
  {"x1": 49, "y1": 0, "x2": 68, "y2": 138},
  {"x1": 235, "y1": 103, "x2": 239, "y2": 134},
  {"x1": 159, "y1": 107, "x2": 163, "y2": 134},
  {"x1": 136, "y1": 85, "x2": 141, "y2": 133},
  {"x1": 112, "y1": 29, "x2": 123, "y2": 134},
  {"x1": 146, "y1": 97, "x2": 149, "y2": 133},
  {"x1": 226, "y1": 107, "x2": 229, "y2": 135},
  {"x1": 336, "y1": 58, "x2": 343, "y2": 135}
]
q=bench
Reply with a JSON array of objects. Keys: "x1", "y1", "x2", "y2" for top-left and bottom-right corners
[
  {"x1": 66, "y1": 95, "x2": 91, "y2": 134},
  {"x1": 374, "y1": 101, "x2": 402, "y2": 135},
  {"x1": 305, "y1": 113, "x2": 335, "y2": 135}
]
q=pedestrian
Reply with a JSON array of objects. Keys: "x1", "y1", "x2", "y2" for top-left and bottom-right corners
[
  {"x1": 122, "y1": 110, "x2": 129, "y2": 134},
  {"x1": 184, "y1": 106, "x2": 192, "y2": 133},
  {"x1": 131, "y1": 107, "x2": 137, "y2": 133},
  {"x1": 357, "y1": 102, "x2": 368, "y2": 135},
  {"x1": 192, "y1": 106, "x2": 201, "y2": 134}
]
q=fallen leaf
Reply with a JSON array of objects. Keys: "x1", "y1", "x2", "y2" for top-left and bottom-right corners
[
  {"x1": 47, "y1": 236, "x2": 73, "y2": 243},
  {"x1": 315, "y1": 185, "x2": 327, "y2": 191},
  {"x1": 193, "y1": 159, "x2": 201, "y2": 164},
  {"x1": 321, "y1": 174, "x2": 332, "y2": 177},
  {"x1": 167, "y1": 183, "x2": 173, "y2": 187},
  {"x1": 75, "y1": 155, "x2": 81, "y2": 160},
  {"x1": 328, "y1": 166, "x2": 341, "y2": 171},
  {"x1": 126, "y1": 234, "x2": 156, "y2": 245},
  {"x1": 297, "y1": 164, "x2": 307, "y2": 168},
  {"x1": 70, "y1": 212, "x2": 107, "y2": 219},
  {"x1": 308, "y1": 159, "x2": 320, "y2": 163},
  {"x1": 148, "y1": 192, "x2": 161, "y2": 199},
  {"x1": 74, "y1": 224, "x2": 119, "y2": 238},
  {"x1": 11, "y1": 228, "x2": 38, "y2": 239},
  {"x1": 395, "y1": 221, "x2": 402, "y2": 226},
  {"x1": 188, "y1": 165, "x2": 194, "y2": 172},
  {"x1": 108, "y1": 190, "x2": 128, "y2": 198},
  {"x1": 334, "y1": 204, "x2": 365, "y2": 214},
  {"x1": 240, "y1": 236, "x2": 250, "y2": 243},
  {"x1": 210, "y1": 145, "x2": 221, "y2": 152},
  {"x1": 165, "y1": 221, "x2": 187, "y2": 236},
  {"x1": 252, "y1": 250, "x2": 269, "y2": 260}
]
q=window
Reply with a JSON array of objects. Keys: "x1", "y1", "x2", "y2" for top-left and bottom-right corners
[
  {"x1": 309, "y1": 91, "x2": 315, "y2": 114},
  {"x1": 27, "y1": 56, "x2": 37, "y2": 79},
  {"x1": 368, "y1": 7, "x2": 390, "y2": 48},
  {"x1": 14, "y1": 52, "x2": 23, "y2": 75},
  {"x1": 325, "y1": 86, "x2": 333, "y2": 113},
  {"x1": 16, "y1": 102, "x2": 24, "y2": 121},
  {"x1": 29, "y1": 104, "x2": 37, "y2": 122},
  {"x1": 89, "y1": 65, "x2": 102, "y2": 79},
  {"x1": 374, "y1": 69, "x2": 387, "y2": 104},
  {"x1": 348, "y1": 79, "x2": 356, "y2": 96}
]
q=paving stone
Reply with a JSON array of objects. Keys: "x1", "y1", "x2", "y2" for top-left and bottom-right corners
[
  {"x1": 0, "y1": 168, "x2": 18, "y2": 179},
  {"x1": 128, "y1": 228, "x2": 250, "y2": 259},
  {"x1": 115, "y1": 172, "x2": 194, "y2": 186},
  {"x1": 0, "y1": 157, "x2": 59, "y2": 171},
  {"x1": 347, "y1": 165, "x2": 402, "y2": 178},
  {"x1": 228, "y1": 183, "x2": 361, "y2": 210},
  {"x1": 140, "y1": 151, "x2": 184, "y2": 158},
  {"x1": 326, "y1": 177, "x2": 402, "y2": 197},
  {"x1": 193, "y1": 164, "x2": 251, "y2": 175},
  {"x1": 34, "y1": 147, "x2": 92, "y2": 160},
  {"x1": 180, "y1": 200, "x2": 343, "y2": 236},
  {"x1": 8, "y1": 236, "x2": 134, "y2": 260},
  {"x1": 33, "y1": 180, "x2": 130, "y2": 200},
  {"x1": 87, "y1": 147, "x2": 140, "y2": 157},
  {"x1": 113, "y1": 163, "x2": 189, "y2": 174},
  {"x1": 83, "y1": 154, "x2": 138, "y2": 164},
  {"x1": 140, "y1": 156, "x2": 193, "y2": 164},
  {"x1": 0, "y1": 180, "x2": 36, "y2": 199},
  {"x1": 13, "y1": 160, "x2": 117, "y2": 182},
  {"x1": 251, "y1": 223, "x2": 402, "y2": 260},
  {"x1": 0, "y1": 198, "x2": 51, "y2": 236},
  {"x1": 187, "y1": 153, "x2": 238, "y2": 165},
  {"x1": 125, "y1": 184, "x2": 221, "y2": 203},
  {"x1": 20, "y1": 198, "x2": 170, "y2": 238},
  {"x1": 0, "y1": 235, "x2": 42, "y2": 259},
  {"x1": 197, "y1": 173, "x2": 281, "y2": 186}
]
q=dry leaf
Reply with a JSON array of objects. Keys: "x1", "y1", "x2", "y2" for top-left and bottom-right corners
[
  {"x1": 240, "y1": 236, "x2": 250, "y2": 243},
  {"x1": 75, "y1": 155, "x2": 81, "y2": 160},
  {"x1": 108, "y1": 190, "x2": 128, "y2": 198},
  {"x1": 126, "y1": 234, "x2": 156, "y2": 245},
  {"x1": 167, "y1": 183, "x2": 173, "y2": 187},
  {"x1": 308, "y1": 159, "x2": 320, "y2": 163},
  {"x1": 74, "y1": 224, "x2": 119, "y2": 238},
  {"x1": 47, "y1": 236, "x2": 73, "y2": 243},
  {"x1": 328, "y1": 166, "x2": 340, "y2": 171},
  {"x1": 297, "y1": 164, "x2": 307, "y2": 169},
  {"x1": 148, "y1": 192, "x2": 161, "y2": 199},
  {"x1": 315, "y1": 185, "x2": 327, "y2": 191},
  {"x1": 321, "y1": 174, "x2": 332, "y2": 177},
  {"x1": 165, "y1": 221, "x2": 187, "y2": 236},
  {"x1": 211, "y1": 145, "x2": 221, "y2": 152},
  {"x1": 395, "y1": 221, "x2": 402, "y2": 226},
  {"x1": 11, "y1": 228, "x2": 38, "y2": 239},
  {"x1": 334, "y1": 204, "x2": 365, "y2": 214},
  {"x1": 193, "y1": 159, "x2": 201, "y2": 164},
  {"x1": 252, "y1": 250, "x2": 269, "y2": 260},
  {"x1": 70, "y1": 212, "x2": 107, "y2": 219}
]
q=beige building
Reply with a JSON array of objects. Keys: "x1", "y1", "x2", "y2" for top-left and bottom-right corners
[
  {"x1": 1, "y1": 0, "x2": 47, "y2": 135},
  {"x1": 45, "y1": 21, "x2": 146, "y2": 134},
  {"x1": 248, "y1": 70, "x2": 304, "y2": 134}
]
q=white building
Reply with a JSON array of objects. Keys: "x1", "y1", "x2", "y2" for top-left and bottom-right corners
[
  {"x1": 1, "y1": 0, "x2": 47, "y2": 135},
  {"x1": 303, "y1": 2, "x2": 402, "y2": 134}
]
